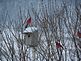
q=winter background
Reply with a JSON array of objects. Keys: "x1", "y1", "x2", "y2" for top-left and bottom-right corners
[{"x1": 0, "y1": 0, "x2": 81, "y2": 61}]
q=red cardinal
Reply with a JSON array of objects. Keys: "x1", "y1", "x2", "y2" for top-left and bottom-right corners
[
  {"x1": 25, "y1": 17, "x2": 31, "y2": 28},
  {"x1": 56, "y1": 41, "x2": 63, "y2": 48},
  {"x1": 27, "y1": 17, "x2": 31, "y2": 24},
  {"x1": 77, "y1": 31, "x2": 81, "y2": 38}
]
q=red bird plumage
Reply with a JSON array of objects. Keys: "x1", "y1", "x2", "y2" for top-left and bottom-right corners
[
  {"x1": 27, "y1": 17, "x2": 31, "y2": 24},
  {"x1": 56, "y1": 41, "x2": 63, "y2": 48},
  {"x1": 77, "y1": 31, "x2": 81, "y2": 38},
  {"x1": 25, "y1": 17, "x2": 31, "y2": 28}
]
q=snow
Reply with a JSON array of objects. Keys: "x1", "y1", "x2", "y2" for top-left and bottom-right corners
[{"x1": 23, "y1": 27, "x2": 38, "y2": 33}]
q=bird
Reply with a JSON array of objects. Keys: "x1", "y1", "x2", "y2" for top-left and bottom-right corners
[
  {"x1": 56, "y1": 41, "x2": 63, "y2": 49},
  {"x1": 77, "y1": 31, "x2": 81, "y2": 38}
]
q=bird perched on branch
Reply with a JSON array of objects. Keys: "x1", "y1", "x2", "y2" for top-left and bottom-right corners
[
  {"x1": 77, "y1": 31, "x2": 81, "y2": 38},
  {"x1": 56, "y1": 41, "x2": 63, "y2": 49},
  {"x1": 25, "y1": 17, "x2": 31, "y2": 28}
]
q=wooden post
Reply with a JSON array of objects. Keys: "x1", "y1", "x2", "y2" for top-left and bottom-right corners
[{"x1": 32, "y1": 48, "x2": 35, "y2": 61}]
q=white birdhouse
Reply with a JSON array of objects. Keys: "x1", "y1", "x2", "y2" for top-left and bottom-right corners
[{"x1": 23, "y1": 27, "x2": 38, "y2": 47}]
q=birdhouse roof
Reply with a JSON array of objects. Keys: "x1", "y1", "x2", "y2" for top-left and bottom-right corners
[{"x1": 23, "y1": 27, "x2": 38, "y2": 33}]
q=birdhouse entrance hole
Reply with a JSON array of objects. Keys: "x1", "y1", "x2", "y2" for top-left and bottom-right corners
[{"x1": 28, "y1": 34, "x2": 30, "y2": 37}]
